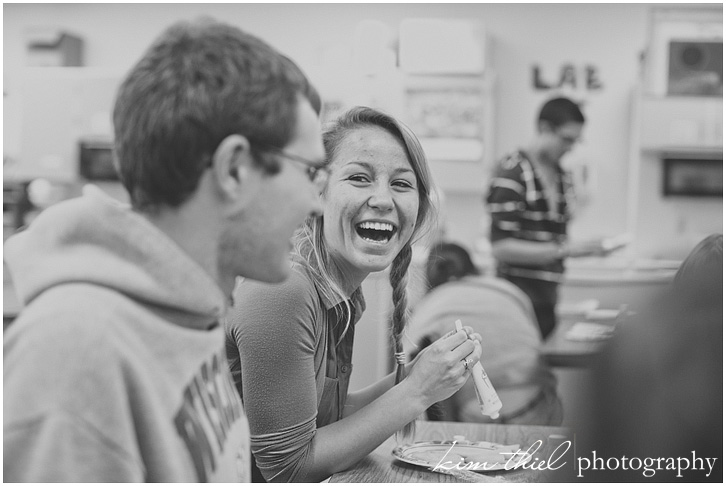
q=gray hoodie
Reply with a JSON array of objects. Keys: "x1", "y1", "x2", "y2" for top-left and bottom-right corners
[{"x1": 3, "y1": 188, "x2": 250, "y2": 482}]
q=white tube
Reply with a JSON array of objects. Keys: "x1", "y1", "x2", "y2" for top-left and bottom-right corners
[{"x1": 455, "y1": 319, "x2": 502, "y2": 419}]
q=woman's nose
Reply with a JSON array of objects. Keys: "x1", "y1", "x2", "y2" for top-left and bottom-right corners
[{"x1": 366, "y1": 183, "x2": 394, "y2": 211}]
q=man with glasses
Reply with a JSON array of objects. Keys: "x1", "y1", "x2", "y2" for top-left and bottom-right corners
[
  {"x1": 485, "y1": 96, "x2": 612, "y2": 339},
  {"x1": 4, "y1": 18, "x2": 325, "y2": 481},
  {"x1": 254, "y1": 141, "x2": 330, "y2": 189}
]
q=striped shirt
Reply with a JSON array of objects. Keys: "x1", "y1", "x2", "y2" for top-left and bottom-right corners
[{"x1": 485, "y1": 150, "x2": 576, "y2": 283}]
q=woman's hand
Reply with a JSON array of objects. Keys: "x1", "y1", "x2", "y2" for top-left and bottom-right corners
[{"x1": 403, "y1": 327, "x2": 482, "y2": 407}]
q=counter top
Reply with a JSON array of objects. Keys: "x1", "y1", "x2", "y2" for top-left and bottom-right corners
[{"x1": 563, "y1": 258, "x2": 679, "y2": 285}]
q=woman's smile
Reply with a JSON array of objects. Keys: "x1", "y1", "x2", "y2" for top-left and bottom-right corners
[{"x1": 354, "y1": 220, "x2": 398, "y2": 245}]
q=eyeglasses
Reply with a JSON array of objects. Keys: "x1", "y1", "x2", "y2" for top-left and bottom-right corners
[
  {"x1": 254, "y1": 142, "x2": 330, "y2": 186},
  {"x1": 554, "y1": 130, "x2": 582, "y2": 145},
  {"x1": 557, "y1": 134, "x2": 581, "y2": 145}
]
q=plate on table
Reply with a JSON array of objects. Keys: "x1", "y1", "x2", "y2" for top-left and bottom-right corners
[
  {"x1": 392, "y1": 440, "x2": 531, "y2": 472},
  {"x1": 566, "y1": 322, "x2": 614, "y2": 341},
  {"x1": 585, "y1": 308, "x2": 621, "y2": 321}
]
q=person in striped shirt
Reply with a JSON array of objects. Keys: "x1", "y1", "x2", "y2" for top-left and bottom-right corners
[{"x1": 485, "y1": 97, "x2": 612, "y2": 339}]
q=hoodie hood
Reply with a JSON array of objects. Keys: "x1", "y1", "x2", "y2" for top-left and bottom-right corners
[{"x1": 4, "y1": 188, "x2": 227, "y2": 328}]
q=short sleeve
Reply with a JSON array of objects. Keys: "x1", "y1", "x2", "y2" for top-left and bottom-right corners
[{"x1": 486, "y1": 155, "x2": 526, "y2": 243}]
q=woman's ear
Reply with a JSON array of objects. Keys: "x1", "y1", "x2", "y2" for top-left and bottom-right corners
[{"x1": 209, "y1": 134, "x2": 259, "y2": 201}]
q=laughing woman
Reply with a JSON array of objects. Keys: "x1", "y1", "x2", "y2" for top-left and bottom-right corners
[{"x1": 225, "y1": 106, "x2": 482, "y2": 482}]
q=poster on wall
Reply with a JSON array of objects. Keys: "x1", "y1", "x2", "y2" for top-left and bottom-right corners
[
  {"x1": 645, "y1": 6, "x2": 722, "y2": 96},
  {"x1": 667, "y1": 40, "x2": 723, "y2": 97},
  {"x1": 405, "y1": 87, "x2": 484, "y2": 161}
]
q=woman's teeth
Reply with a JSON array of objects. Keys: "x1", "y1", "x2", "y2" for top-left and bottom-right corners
[
  {"x1": 358, "y1": 221, "x2": 394, "y2": 232},
  {"x1": 355, "y1": 221, "x2": 395, "y2": 243}
]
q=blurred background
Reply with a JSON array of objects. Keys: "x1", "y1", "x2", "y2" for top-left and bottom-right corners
[{"x1": 3, "y1": 4, "x2": 722, "y2": 400}]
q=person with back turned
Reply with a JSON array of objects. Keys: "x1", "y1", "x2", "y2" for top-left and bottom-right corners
[
  {"x1": 568, "y1": 235, "x2": 723, "y2": 482},
  {"x1": 3, "y1": 18, "x2": 327, "y2": 481}
]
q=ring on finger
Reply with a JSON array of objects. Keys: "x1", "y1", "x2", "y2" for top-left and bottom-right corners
[{"x1": 463, "y1": 358, "x2": 473, "y2": 371}]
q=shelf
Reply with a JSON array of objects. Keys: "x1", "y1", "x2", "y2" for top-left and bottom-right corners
[
  {"x1": 641, "y1": 146, "x2": 723, "y2": 155},
  {"x1": 639, "y1": 96, "x2": 723, "y2": 151}
]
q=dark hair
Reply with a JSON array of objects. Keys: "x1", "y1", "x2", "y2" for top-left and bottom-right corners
[
  {"x1": 113, "y1": 18, "x2": 320, "y2": 210},
  {"x1": 425, "y1": 242, "x2": 480, "y2": 291},
  {"x1": 538, "y1": 96, "x2": 585, "y2": 129},
  {"x1": 673, "y1": 233, "x2": 722, "y2": 302}
]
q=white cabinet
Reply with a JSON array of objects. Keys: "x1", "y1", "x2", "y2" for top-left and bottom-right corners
[
  {"x1": 639, "y1": 96, "x2": 722, "y2": 152},
  {"x1": 626, "y1": 87, "x2": 723, "y2": 260}
]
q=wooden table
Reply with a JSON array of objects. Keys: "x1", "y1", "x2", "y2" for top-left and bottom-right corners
[{"x1": 328, "y1": 421, "x2": 570, "y2": 483}]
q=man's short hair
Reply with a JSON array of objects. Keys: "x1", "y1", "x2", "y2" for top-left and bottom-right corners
[
  {"x1": 537, "y1": 96, "x2": 585, "y2": 129},
  {"x1": 113, "y1": 18, "x2": 320, "y2": 210}
]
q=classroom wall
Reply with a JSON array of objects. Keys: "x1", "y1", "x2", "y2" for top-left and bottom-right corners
[{"x1": 4, "y1": 3, "x2": 720, "y2": 259}]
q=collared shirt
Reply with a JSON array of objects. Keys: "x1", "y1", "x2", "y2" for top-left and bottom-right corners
[
  {"x1": 314, "y1": 277, "x2": 365, "y2": 426},
  {"x1": 486, "y1": 150, "x2": 575, "y2": 284},
  {"x1": 226, "y1": 264, "x2": 365, "y2": 482}
]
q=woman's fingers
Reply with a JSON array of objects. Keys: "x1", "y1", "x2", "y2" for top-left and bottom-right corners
[
  {"x1": 451, "y1": 338, "x2": 477, "y2": 362},
  {"x1": 467, "y1": 339, "x2": 483, "y2": 364},
  {"x1": 407, "y1": 332, "x2": 485, "y2": 405},
  {"x1": 440, "y1": 326, "x2": 481, "y2": 345},
  {"x1": 467, "y1": 330, "x2": 483, "y2": 344},
  {"x1": 430, "y1": 328, "x2": 481, "y2": 363},
  {"x1": 439, "y1": 328, "x2": 469, "y2": 348},
  {"x1": 439, "y1": 329, "x2": 457, "y2": 340},
  {"x1": 421, "y1": 328, "x2": 482, "y2": 369}
]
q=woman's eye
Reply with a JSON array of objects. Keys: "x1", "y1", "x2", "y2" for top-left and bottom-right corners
[
  {"x1": 348, "y1": 174, "x2": 370, "y2": 183},
  {"x1": 393, "y1": 180, "x2": 415, "y2": 189}
]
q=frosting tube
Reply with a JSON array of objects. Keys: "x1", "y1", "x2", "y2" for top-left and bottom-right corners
[{"x1": 455, "y1": 319, "x2": 502, "y2": 419}]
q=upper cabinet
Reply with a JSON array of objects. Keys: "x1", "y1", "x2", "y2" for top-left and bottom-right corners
[
  {"x1": 636, "y1": 6, "x2": 722, "y2": 154},
  {"x1": 639, "y1": 95, "x2": 722, "y2": 153},
  {"x1": 624, "y1": 6, "x2": 722, "y2": 259}
]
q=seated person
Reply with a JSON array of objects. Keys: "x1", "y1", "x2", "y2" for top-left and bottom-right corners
[
  {"x1": 226, "y1": 108, "x2": 482, "y2": 482},
  {"x1": 406, "y1": 242, "x2": 563, "y2": 425}
]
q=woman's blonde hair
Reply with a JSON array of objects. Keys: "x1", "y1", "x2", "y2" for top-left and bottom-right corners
[{"x1": 293, "y1": 106, "x2": 436, "y2": 440}]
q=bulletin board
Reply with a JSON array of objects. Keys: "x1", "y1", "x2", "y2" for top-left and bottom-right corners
[
  {"x1": 405, "y1": 87, "x2": 483, "y2": 139},
  {"x1": 403, "y1": 76, "x2": 489, "y2": 162}
]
